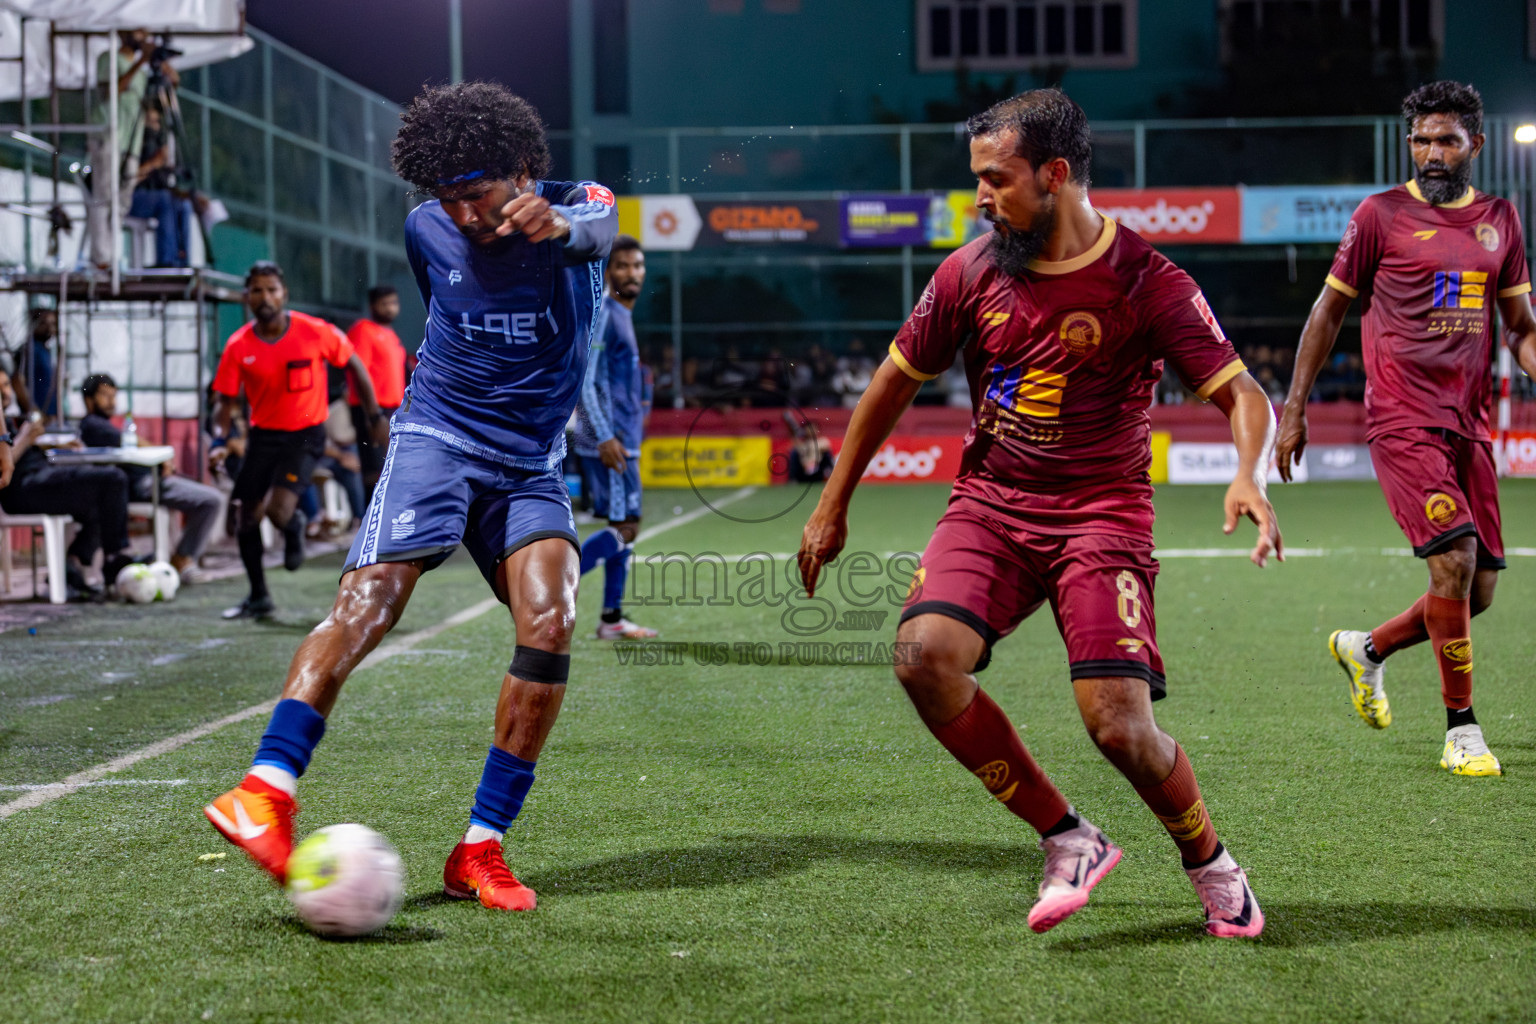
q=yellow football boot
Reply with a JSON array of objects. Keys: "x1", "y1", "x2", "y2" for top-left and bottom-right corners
[
  {"x1": 1329, "y1": 629, "x2": 1391, "y2": 729},
  {"x1": 1441, "y1": 725, "x2": 1502, "y2": 776}
]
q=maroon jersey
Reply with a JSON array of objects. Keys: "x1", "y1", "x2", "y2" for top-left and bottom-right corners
[
  {"x1": 891, "y1": 217, "x2": 1244, "y2": 538},
  {"x1": 1326, "y1": 181, "x2": 1531, "y2": 442}
]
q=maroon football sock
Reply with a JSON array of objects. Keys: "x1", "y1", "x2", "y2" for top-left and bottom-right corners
[
  {"x1": 928, "y1": 689, "x2": 1071, "y2": 834},
  {"x1": 1369, "y1": 594, "x2": 1429, "y2": 657},
  {"x1": 1424, "y1": 593, "x2": 1474, "y2": 709}
]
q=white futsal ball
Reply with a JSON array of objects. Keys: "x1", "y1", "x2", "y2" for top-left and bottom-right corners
[
  {"x1": 115, "y1": 563, "x2": 160, "y2": 604},
  {"x1": 285, "y1": 824, "x2": 406, "y2": 938},
  {"x1": 147, "y1": 561, "x2": 180, "y2": 601}
]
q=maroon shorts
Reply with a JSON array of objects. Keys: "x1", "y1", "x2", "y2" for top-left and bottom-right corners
[
  {"x1": 900, "y1": 496, "x2": 1166, "y2": 699},
  {"x1": 1368, "y1": 428, "x2": 1505, "y2": 570}
]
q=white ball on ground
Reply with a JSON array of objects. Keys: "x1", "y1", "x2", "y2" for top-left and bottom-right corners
[
  {"x1": 116, "y1": 563, "x2": 159, "y2": 604},
  {"x1": 285, "y1": 824, "x2": 405, "y2": 938},
  {"x1": 148, "y1": 561, "x2": 179, "y2": 601},
  {"x1": 672, "y1": 506, "x2": 684, "y2": 515}
]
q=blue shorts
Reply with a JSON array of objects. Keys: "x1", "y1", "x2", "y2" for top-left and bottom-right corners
[
  {"x1": 581, "y1": 454, "x2": 642, "y2": 522},
  {"x1": 345, "y1": 431, "x2": 578, "y2": 588}
]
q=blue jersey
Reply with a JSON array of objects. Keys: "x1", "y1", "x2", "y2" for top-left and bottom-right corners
[
  {"x1": 574, "y1": 296, "x2": 649, "y2": 456},
  {"x1": 397, "y1": 180, "x2": 617, "y2": 470}
]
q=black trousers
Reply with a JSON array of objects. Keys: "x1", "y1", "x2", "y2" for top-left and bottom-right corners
[{"x1": 0, "y1": 463, "x2": 130, "y2": 562}]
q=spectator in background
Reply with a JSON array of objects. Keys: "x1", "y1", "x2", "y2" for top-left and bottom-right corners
[
  {"x1": 79, "y1": 373, "x2": 222, "y2": 580},
  {"x1": 22, "y1": 309, "x2": 58, "y2": 419},
  {"x1": 752, "y1": 348, "x2": 789, "y2": 407},
  {"x1": 300, "y1": 397, "x2": 366, "y2": 537},
  {"x1": 0, "y1": 368, "x2": 135, "y2": 600},
  {"x1": 128, "y1": 102, "x2": 195, "y2": 268},
  {"x1": 832, "y1": 338, "x2": 875, "y2": 408},
  {"x1": 89, "y1": 29, "x2": 178, "y2": 269},
  {"x1": 347, "y1": 284, "x2": 408, "y2": 504},
  {"x1": 785, "y1": 412, "x2": 833, "y2": 482}
]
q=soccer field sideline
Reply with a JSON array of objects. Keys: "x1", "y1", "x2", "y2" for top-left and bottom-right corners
[{"x1": 0, "y1": 486, "x2": 761, "y2": 824}]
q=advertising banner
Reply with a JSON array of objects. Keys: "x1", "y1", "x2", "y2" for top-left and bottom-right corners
[
  {"x1": 929, "y1": 191, "x2": 992, "y2": 249},
  {"x1": 828, "y1": 434, "x2": 965, "y2": 483},
  {"x1": 840, "y1": 195, "x2": 930, "y2": 247},
  {"x1": 1240, "y1": 185, "x2": 1381, "y2": 244},
  {"x1": 694, "y1": 200, "x2": 841, "y2": 247},
  {"x1": 620, "y1": 195, "x2": 703, "y2": 251},
  {"x1": 641, "y1": 436, "x2": 773, "y2": 488},
  {"x1": 1501, "y1": 430, "x2": 1536, "y2": 476},
  {"x1": 1091, "y1": 188, "x2": 1243, "y2": 244},
  {"x1": 1166, "y1": 442, "x2": 1305, "y2": 484},
  {"x1": 1302, "y1": 444, "x2": 1376, "y2": 481}
]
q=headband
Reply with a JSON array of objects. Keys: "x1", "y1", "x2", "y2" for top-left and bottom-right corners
[{"x1": 435, "y1": 168, "x2": 487, "y2": 186}]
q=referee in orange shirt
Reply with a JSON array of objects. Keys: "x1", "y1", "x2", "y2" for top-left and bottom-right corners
[
  {"x1": 211, "y1": 261, "x2": 384, "y2": 619},
  {"x1": 346, "y1": 284, "x2": 409, "y2": 504}
]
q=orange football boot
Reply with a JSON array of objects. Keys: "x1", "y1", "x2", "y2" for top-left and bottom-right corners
[
  {"x1": 443, "y1": 838, "x2": 538, "y2": 911},
  {"x1": 203, "y1": 774, "x2": 297, "y2": 884}
]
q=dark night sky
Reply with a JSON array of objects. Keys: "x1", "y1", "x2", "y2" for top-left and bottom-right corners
[{"x1": 247, "y1": 0, "x2": 572, "y2": 126}]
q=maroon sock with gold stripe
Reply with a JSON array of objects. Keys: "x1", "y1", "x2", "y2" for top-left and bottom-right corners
[
  {"x1": 928, "y1": 688, "x2": 1070, "y2": 835},
  {"x1": 1424, "y1": 594, "x2": 1474, "y2": 708},
  {"x1": 1134, "y1": 744, "x2": 1220, "y2": 867}
]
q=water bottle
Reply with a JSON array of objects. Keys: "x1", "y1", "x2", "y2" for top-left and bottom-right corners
[{"x1": 121, "y1": 412, "x2": 138, "y2": 449}]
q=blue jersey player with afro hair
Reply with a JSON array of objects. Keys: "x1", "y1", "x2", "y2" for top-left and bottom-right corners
[{"x1": 204, "y1": 82, "x2": 617, "y2": 912}]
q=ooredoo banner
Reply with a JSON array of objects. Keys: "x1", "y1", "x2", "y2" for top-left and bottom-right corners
[
  {"x1": 829, "y1": 435, "x2": 965, "y2": 483},
  {"x1": 1500, "y1": 431, "x2": 1536, "y2": 476},
  {"x1": 1091, "y1": 189, "x2": 1243, "y2": 244}
]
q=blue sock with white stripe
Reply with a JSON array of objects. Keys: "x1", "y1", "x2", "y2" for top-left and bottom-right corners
[
  {"x1": 603, "y1": 546, "x2": 631, "y2": 613},
  {"x1": 580, "y1": 526, "x2": 622, "y2": 575},
  {"x1": 252, "y1": 698, "x2": 326, "y2": 778}
]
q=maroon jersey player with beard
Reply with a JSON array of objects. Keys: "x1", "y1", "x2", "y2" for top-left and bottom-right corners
[
  {"x1": 799, "y1": 90, "x2": 1281, "y2": 939},
  {"x1": 1278, "y1": 81, "x2": 1536, "y2": 777}
]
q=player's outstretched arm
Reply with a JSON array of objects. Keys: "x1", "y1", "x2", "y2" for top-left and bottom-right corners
[
  {"x1": 1498, "y1": 292, "x2": 1536, "y2": 379},
  {"x1": 1210, "y1": 370, "x2": 1283, "y2": 568},
  {"x1": 1276, "y1": 284, "x2": 1352, "y2": 482},
  {"x1": 798, "y1": 358, "x2": 922, "y2": 597}
]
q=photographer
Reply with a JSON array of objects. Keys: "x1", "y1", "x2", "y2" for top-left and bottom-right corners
[
  {"x1": 88, "y1": 29, "x2": 178, "y2": 269},
  {"x1": 127, "y1": 102, "x2": 194, "y2": 267}
]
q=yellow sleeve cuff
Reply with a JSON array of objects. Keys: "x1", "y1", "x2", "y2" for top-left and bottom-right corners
[
  {"x1": 1497, "y1": 282, "x2": 1532, "y2": 298},
  {"x1": 888, "y1": 342, "x2": 939, "y2": 381},
  {"x1": 1324, "y1": 274, "x2": 1359, "y2": 298},
  {"x1": 1195, "y1": 358, "x2": 1247, "y2": 402}
]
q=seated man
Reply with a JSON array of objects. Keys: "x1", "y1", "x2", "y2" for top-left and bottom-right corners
[
  {"x1": 0, "y1": 368, "x2": 135, "y2": 600},
  {"x1": 79, "y1": 373, "x2": 222, "y2": 579}
]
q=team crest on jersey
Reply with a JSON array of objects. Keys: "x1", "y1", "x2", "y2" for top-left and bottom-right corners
[
  {"x1": 1338, "y1": 219, "x2": 1358, "y2": 253},
  {"x1": 1058, "y1": 310, "x2": 1102, "y2": 356},
  {"x1": 1191, "y1": 292, "x2": 1227, "y2": 341},
  {"x1": 1475, "y1": 223, "x2": 1500, "y2": 252},
  {"x1": 912, "y1": 281, "x2": 935, "y2": 318},
  {"x1": 1425, "y1": 492, "x2": 1458, "y2": 526}
]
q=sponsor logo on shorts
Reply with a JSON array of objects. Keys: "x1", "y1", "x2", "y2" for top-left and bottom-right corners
[
  {"x1": 905, "y1": 566, "x2": 926, "y2": 601},
  {"x1": 1475, "y1": 223, "x2": 1500, "y2": 252},
  {"x1": 973, "y1": 760, "x2": 1018, "y2": 802},
  {"x1": 1442, "y1": 637, "x2": 1473, "y2": 672},
  {"x1": 391, "y1": 508, "x2": 417, "y2": 541},
  {"x1": 1156, "y1": 799, "x2": 1207, "y2": 842},
  {"x1": 1425, "y1": 492, "x2": 1459, "y2": 527},
  {"x1": 1058, "y1": 311, "x2": 1102, "y2": 356}
]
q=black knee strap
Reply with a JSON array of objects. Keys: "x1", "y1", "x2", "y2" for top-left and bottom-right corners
[{"x1": 510, "y1": 646, "x2": 570, "y2": 685}]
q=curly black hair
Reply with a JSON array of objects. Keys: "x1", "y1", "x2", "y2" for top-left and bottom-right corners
[
  {"x1": 1403, "y1": 80, "x2": 1483, "y2": 137},
  {"x1": 966, "y1": 88, "x2": 1092, "y2": 185},
  {"x1": 392, "y1": 81, "x2": 552, "y2": 191}
]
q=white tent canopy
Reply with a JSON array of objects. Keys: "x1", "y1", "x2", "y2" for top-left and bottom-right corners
[{"x1": 0, "y1": 0, "x2": 249, "y2": 103}]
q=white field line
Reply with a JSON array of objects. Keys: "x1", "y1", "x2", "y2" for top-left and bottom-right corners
[
  {"x1": 0, "y1": 487, "x2": 762, "y2": 824},
  {"x1": 636, "y1": 487, "x2": 758, "y2": 546},
  {"x1": 0, "y1": 779, "x2": 190, "y2": 792}
]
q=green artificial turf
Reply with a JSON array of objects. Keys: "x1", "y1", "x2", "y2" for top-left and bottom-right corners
[{"x1": 0, "y1": 480, "x2": 1532, "y2": 1023}]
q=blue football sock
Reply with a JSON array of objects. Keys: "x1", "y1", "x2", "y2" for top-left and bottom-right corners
[
  {"x1": 252, "y1": 698, "x2": 327, "y2": 778},
  {"x1": 468, "y1": 746, "x2": 537, "y2": 833},
  {"x1": 580, "y1": 526, "x2": 622, "y2": 576},
  {"x1": 603, "y1": 546, "x2": 631, "y2": 612}
]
